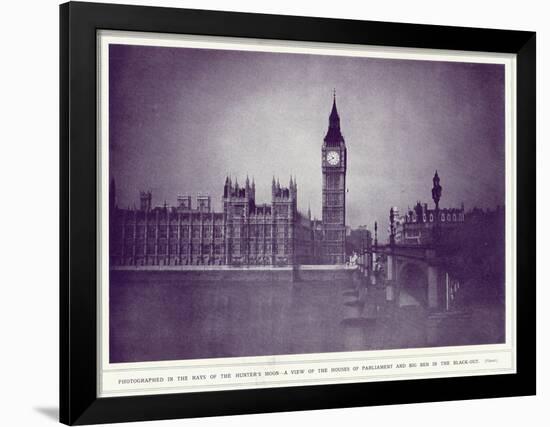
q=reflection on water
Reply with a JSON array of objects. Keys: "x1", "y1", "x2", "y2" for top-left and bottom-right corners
[{"x1": 109, "y1": 275, "x2": 505, "y2": 363}]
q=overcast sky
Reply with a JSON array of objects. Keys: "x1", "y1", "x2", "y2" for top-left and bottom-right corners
[{"x1": 109, "y1": 44, "x2": 505, "y2": 230}]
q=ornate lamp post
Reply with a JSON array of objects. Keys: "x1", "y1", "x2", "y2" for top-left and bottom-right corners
[
  {"x1": 374, "y1": 221, "x2": 378, "y2": 250},
  {"x1": 389, "y1": 207, "x2": 396, "y2": 246},
  {"x1": 372, "y1": 221, "x2": 378, "y2": 284},
  {"x1": 431, "y1": 170, "x2": 442, "y2": 243}
]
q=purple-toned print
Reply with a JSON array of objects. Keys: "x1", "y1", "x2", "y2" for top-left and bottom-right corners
[{"x1": 108, "y1": 43, "x2": 505, "y2": 363}]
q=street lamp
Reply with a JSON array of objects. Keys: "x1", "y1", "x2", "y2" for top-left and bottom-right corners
[
  {"x1": 389, "y1": 207, "x2": 396, "y2": 246},
  {"x1": 431, "y1": 170, "x2": 442, "y2": 243}
]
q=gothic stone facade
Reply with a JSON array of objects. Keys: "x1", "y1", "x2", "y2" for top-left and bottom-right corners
[
  {"x1": 110, "y1": 176, "x2": 317, "y2": 267},
  {"x1": 110, "y1": 97, "x2": 348, "y2": 266}
]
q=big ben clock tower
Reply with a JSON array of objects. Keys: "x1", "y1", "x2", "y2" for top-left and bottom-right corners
[{"x1": 322, "y1": 92, "x2": 347, "y2": 264}]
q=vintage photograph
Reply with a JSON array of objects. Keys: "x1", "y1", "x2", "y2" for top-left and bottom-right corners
[{"x1": 107, "y1": 42, "x2": 506, "y2": 364}]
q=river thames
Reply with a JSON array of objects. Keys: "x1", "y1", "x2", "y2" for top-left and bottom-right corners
[{"x1": 109, "y1": 273, "x2": 505, "y2": 363}]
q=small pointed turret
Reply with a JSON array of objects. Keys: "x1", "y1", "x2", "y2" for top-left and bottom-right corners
[
  {"x1": 272, "y1": 176, "x2": 276, "y2": 197},
  {"x1": 224, "y1": 176, "x2": 230, "y2": 198}
]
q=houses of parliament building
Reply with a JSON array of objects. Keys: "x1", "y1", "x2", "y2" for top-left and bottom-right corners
[{"x1": 110, "y1": 96, "x2": 348, "y2": 266}]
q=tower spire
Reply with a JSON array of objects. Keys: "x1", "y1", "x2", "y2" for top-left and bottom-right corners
[
  {"x1": 330, "y1": 91, "x2": 338, "y2": 121},
  {"x1": 324, "y1": 90, "x2": 344, "y2": 146}
]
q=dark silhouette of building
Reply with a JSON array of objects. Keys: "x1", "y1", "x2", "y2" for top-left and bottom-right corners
[
  {"x1": 346, "y1": 225, "x2": 372, "y2": 255},
  {"x1": 396, "y1": 172, "x2": 465, "y2": 245},
  {"x1": 400, "y1": 202, "x2": 465, "y2": 245}
]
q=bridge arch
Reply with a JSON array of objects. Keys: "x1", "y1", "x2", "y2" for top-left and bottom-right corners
[
  {"x1": 397, "y1": 261, "x2": 429, "y2": 308},
  {"x1": 378, "y1": 246, "x2": 443, "y2": 309}
]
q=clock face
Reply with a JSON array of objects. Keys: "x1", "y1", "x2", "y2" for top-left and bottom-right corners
[{"x1": 326, "y1": 151, "x2": 340, "y2": 166}]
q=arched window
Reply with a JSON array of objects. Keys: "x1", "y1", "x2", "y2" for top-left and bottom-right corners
[
  {"x1": 452, "y1": 214, "x2": 457, "y2": 221},
  {"x1": 412, "y1": 214, "x2": 416, "y2": 223},
  {"x1": 429, "y1": 214, "x2": 434, "y2": 222},
  {"x1": 423, "y1": 214, "x2": 427, "y2": 222},
  {"x1": 441, "y1": 213, "x2": 445, "y2": 222}
]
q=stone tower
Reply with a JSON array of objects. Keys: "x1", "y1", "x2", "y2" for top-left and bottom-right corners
[{"x1": 321, "y1": 92, "x2": 347, "y2": 264}]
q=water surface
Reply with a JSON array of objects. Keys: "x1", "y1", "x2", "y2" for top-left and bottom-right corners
[{"x1": 109, "y1": 273, "x2": 504, "y2": 363}]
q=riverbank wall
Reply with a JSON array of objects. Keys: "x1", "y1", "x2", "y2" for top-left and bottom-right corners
[{"x1": 110, "y1": 265, "x2": 358, "y2": 283}]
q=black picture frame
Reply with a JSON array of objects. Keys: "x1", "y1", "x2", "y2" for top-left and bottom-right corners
[{"x1": 60, "y1": 1, "x2": 536, "y2": 425}]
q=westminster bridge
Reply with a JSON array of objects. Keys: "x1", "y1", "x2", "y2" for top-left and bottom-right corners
[{"x1": 356, "y1": 242, "x2": 461, "y2": 313}]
